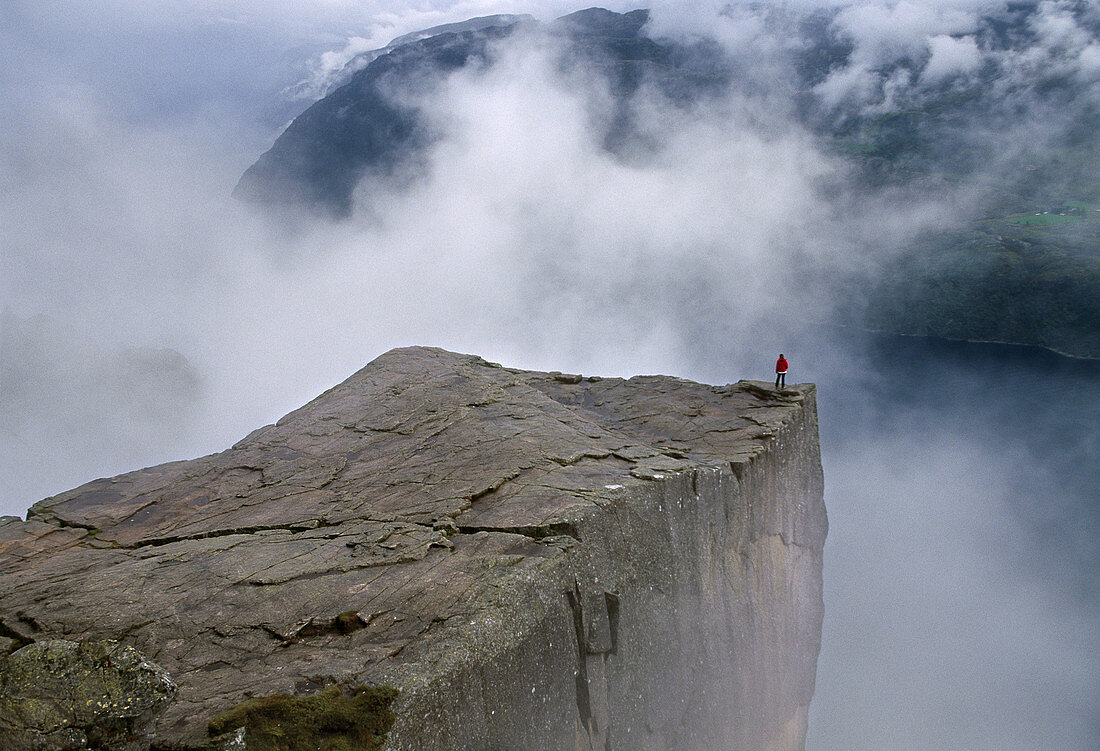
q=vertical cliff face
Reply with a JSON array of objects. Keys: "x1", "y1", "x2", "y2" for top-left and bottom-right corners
[
  {"x1": 0, "y1": 347, "x2": 825, "y2": 751},
  {"x1": 376, "y1": 370, "x2": 826, "y2": 751}
]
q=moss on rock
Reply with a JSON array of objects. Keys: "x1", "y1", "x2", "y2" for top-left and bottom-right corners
[{"x1": 208, "y1": 685, "x2": 398, "y2": 751}]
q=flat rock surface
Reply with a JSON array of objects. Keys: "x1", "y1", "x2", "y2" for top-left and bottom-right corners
[{"x1": 0, "y1": 346, "x2": 814, "y2": 747}]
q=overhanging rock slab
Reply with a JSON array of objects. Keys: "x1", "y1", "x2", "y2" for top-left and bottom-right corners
[{"x1": 0, "y1": 346, "x2": 826, "y2": 751}]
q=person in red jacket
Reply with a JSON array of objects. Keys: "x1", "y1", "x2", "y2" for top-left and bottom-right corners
[{"x1": 775, "y1": 354, "x2": 789, "y2": 389}]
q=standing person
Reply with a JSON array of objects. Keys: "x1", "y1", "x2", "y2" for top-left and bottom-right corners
[{"x1": 775, "y1": 353, "x2": 789, "y2": 390}]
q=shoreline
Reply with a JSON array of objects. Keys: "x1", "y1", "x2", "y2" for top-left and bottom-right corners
[{"x1": 807, "y1": 321, "x2": 1100, "y2": 363}]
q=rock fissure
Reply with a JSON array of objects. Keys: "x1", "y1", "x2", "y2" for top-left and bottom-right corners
[
  {"x1": 27, "y1": 513, "x2": 98, "y2": 533},
  {"x1": 105, "y1": 512, "x2": 466, "y2": 553},
  {"x1": 455, "y1": 521, "x2": 581, "y2": 542},
  {"x1": 0, "y1": 619, "x2": 35, "y2": 648},
  {"x1": 566, "y1": 587, "x2": 596, "y2": 735},
  {"x1": 121, "y1": 520, "x2": 337, "y2": 549}
]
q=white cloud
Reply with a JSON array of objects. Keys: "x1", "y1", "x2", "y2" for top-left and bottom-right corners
[
  {"x1": 980, "y1": 0, "x2": 1100, "y2": 98},
  {"x1": 1031, "y1": 0, "x2": 1087, "y2": 50},
  {"x1": 834, "y1": 0, "x2": 979, "y2": 68},
  {"x1": 287, "y1": 36, "x2": 380, "y2": 101},
  {"x1": 814, "y1": 61, "x2": 881, "y2": 109},
  {"x1": 1029, "y1": 0, "x2": 1100, "y2": 88},
  {"x1": 812, "y1": 0, "x2": 985, "y2": 111},
  {"x1": 810, "y1": 428, "x2": 1100, "y2": 751},
  {"x1": 920, "y1": 33, "x2": 981, "y2": 84},
  {"x1": 1079, "y1": 42, "x2": 1100, "y2": 80}
]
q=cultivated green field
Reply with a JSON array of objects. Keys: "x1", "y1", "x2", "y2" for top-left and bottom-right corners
[{"x1": 1007, "y1": 212, "x2": 1084, "y2": 226}]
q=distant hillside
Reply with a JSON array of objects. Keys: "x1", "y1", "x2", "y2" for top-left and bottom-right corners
[
  {"x1": 235, "y1": 9, "x2": 729, "y2": 217},
  {"x1": 237, "y1": 4, "x2": 1100, "y2": 357},
  {"x1": 852, "y1": 222, "x2": 1100, "y2": 358}
]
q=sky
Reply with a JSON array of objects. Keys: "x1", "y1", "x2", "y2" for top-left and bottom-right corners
[{"x1": 1, "y1": 1, "x2": 1097, "y2": 749}]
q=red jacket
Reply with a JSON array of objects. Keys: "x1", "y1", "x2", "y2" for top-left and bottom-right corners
[{"x1": 775, "y1": 357, "x2": 789, "y2": 373}]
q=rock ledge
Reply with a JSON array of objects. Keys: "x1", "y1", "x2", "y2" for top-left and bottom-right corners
[{"x1": 0, "y1": 346, "x2": 826, "y2": 750}]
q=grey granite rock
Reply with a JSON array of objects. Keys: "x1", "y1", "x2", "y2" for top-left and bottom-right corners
[{"x1": 0, "y1": 346, "x2": 826, "y2": 750}]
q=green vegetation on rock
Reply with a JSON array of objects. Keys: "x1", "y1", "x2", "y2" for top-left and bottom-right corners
[{"x1": 208, "y1": 685, "x2": 398, "y2": 751}]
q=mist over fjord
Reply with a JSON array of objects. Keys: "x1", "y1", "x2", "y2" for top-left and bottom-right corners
[{"x1": 1, "y1": 2, "x2": 1097, "y2": 749}]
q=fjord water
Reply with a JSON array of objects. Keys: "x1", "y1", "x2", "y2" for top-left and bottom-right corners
[{"x1": 790, "y1": 331, "x2": 1099, "y2": 750}]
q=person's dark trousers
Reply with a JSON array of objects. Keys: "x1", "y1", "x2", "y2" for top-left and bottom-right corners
[{"x1": 775, "y1": 373, "x2": 785, "y2": 389}]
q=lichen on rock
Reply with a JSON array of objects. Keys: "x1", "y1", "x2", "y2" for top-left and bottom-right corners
[{"x1": 0, "y1": 639, "x2": 177, "y2": 751}]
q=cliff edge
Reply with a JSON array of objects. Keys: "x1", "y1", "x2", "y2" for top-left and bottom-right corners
[{"x1": 0, "y1": 346, "x2": 826, "y2": 750}]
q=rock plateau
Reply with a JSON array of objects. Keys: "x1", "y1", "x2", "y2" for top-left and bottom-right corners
[{"x1": 0, "y1": 346, "x2": 826, "y2": 750}]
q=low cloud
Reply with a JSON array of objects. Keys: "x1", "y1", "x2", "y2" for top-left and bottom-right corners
[
  {"x1": 920, "y1": 33, "x2": 981, "y2": 84},
  {"x1": 812, "y1": 427, "x2": 1099, "y2": 750},
  {"x1": 0, "y1": 311, "x2": 202, "y2": 508}
]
